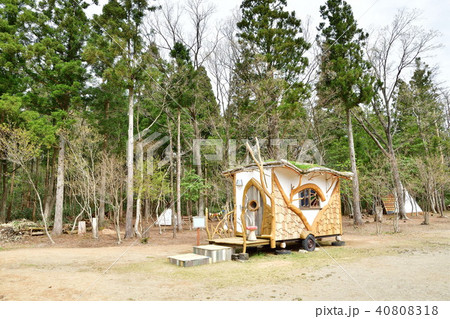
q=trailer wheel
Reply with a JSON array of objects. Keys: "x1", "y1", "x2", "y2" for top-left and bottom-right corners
[
  {"x1": 331, "y1": 240, "x2": 345, "y2": 246},
  {"x1": 301, "y1": 235, "x2": 316, "y2": 251}
]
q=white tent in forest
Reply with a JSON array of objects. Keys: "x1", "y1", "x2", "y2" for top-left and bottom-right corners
[{"x1": 402, "y1": 188, "x2": 423, "y2": 214}]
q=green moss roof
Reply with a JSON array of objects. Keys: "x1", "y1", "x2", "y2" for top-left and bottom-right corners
[
  {"x1": 255, "y1": 159, "x2": 323, "y2": 170},
  {"x1": 287, "y1": 161, "x2": 323, "y2": 170}
]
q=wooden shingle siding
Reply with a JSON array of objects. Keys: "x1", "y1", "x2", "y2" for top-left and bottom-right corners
[{"x1": 313, "y1": 183, "x2": 341, "y2": 236}]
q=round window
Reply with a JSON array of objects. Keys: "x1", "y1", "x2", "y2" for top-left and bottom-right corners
[{"x1": 248, "y1": 200, "x2": 260, "y2": 211}]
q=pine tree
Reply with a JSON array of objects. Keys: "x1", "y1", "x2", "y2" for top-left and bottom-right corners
[
  {"x1": 23, "y1": 0, "x2": 90, "y2": 235},
  {"x1": 317, "y1": 0, "x2": 375, "y2": 225},
  {"x1": 236, "y1": 0, "x2": 310, "y2": 159}
]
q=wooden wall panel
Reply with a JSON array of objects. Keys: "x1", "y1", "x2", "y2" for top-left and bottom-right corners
[
  {"x1": 273, "y1": 186, "x2": 306, "y2": 241},
  {"x1": 313, "y1": 183, "x2": 342, "y2": 237}
]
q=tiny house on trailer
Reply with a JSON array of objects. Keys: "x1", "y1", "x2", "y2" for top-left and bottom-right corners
[{"x1": 211, "y1": 160, "x2": 353, "y2": 253}]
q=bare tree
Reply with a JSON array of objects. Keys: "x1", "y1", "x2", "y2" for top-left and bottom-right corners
[
  {"x1": 205, "y1": 9, "x2": 241, "y2": 114},
  {"x1": 65, "y1": 121, "x2": 102, "y2": 234},
  {"x1": 416, "y1": 156, "x2": 449, "y2": 220},
  {"x1": 355, "y1": 9, "x2": 440, "y2": 219},
  {"x1": 0, "y1": 126, "x2": 54, "y2": 243},
  {"x1": 102, "y1": 153, "x2": 126, "y2": 244},
  {"x1": 185, "y1": 0, "x2": 216, "y2": 69},
  {"x1": 148, "y1": 0, "x2": 218, "y2": 218}
]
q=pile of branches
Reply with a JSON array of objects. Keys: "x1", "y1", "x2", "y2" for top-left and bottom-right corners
[
  {"x1": 0, "y1": 226, "x2": 23, "y2": 243},
  {"x1": 0, "y1": 219, "x2": 41, "y2": 243},
  {"x1": 7, "y1": 219, "x2": 40, "y2": 232}
]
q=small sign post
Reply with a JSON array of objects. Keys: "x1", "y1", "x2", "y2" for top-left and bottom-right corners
[{"x1": 192, "y1": 216, "x2": 206, "y2": 246}]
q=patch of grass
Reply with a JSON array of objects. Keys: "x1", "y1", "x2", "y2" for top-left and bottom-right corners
[
  {"x1": 21, "y1": 263, "x2": 40, "y2": 268},
  {"x1": 109, "y1": 232, "x2": 450, "y2": 293}
]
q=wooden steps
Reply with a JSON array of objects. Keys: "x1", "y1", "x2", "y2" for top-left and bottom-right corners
[
  {"x1": 193, "y1": 245, "x2": 232, "y2": 263},
  {"x1": 168, "y1": 253, "x2": 212, "y2": 267},
  {"x1": 168, "y1": 245, "x2": 232, "y2": 267}
]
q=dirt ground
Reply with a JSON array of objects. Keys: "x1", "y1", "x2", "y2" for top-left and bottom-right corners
[{"x1": 0, "y1": 213, "x2": 449, "y2": 301}]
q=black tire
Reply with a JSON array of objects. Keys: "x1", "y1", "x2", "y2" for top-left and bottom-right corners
[
  {"x1": 301, "y1": 234, "x2": 316, "y2": 251},
  {"x1": 331, "y1": 241, "x2": 346, "y2": 246},
  {"x1": 275, "y1": 249, "x2": 291, "y2": 255}
]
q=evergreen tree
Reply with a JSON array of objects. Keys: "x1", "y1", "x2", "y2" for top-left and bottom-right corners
[
  {"x1": 236, "y1": 0, "x2": 310, "y2": 159},
  {"x1": 87, "y1": 0, "x2": 157, "y2": 238},
  {"x1": 23, "y1": 0, "x2": 90, "y2": 234},
  {"x1": 0, "y1": 0, "x2": 33, "y2": 96},
  {"x1": 317, "y1": 0, "x2": 375, "y2": 225}
]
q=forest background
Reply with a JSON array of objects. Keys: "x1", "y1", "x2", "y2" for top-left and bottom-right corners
[{"x1": 0, "y1": 0, "x2": 448, "y2": 242}]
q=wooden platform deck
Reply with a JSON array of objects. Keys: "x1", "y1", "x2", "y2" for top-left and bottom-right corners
[{"x1": 209, "y1": 237, "x2": 270, "y2": 247}]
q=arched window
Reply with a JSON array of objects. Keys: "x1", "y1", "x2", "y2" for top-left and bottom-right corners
[{"x1": 299, "y1": 188, "x2": 320, "y2": 209}]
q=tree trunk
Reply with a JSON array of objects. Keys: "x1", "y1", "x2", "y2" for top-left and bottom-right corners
[
  {"x1": 43, "y1": 150, "x2": 50, "y2": 218},
  {"x1": 375, "y1": 205, "x2": 383, "y2": 235},
  {"x1": 92, "y1": 217, "x2": 98, "y2": 239},
  {"x1": 43, "y1": 148, "x2": 57, "y2": 222},
  {"x1": 78, "y1": 221, "x2": 86, "y2": 235},
  {"x1": 0, "y1": 161, "x2": 7, "y2": 223},
  {"x1": 6, "y1": 163, "x2": 16, "y2": 221},
  {"x1": 167, "y1": 114, "x2": 176, "y2": 238},
  {"x1": 176, "y1": 110, "x2": 182, "y2": 231},
  {"x1": 144, "y1": 198, "x2": 150, "y2": 223},
  {"x1": 134, "y1": 141, "x2": 143, "y2": 238},
  {"x1": 188, "y1": 200, "x2": 192, "y2": 230},
  {"x1": 143, "y1": 198, "x2": 150, "y2": 238},
  {"x1": 347, "y1": 110, "x2": 363, "y2": 225},
  {"x1": 99, "y1": 158, "x2": 106, "y2": 227},
  {"x1": 429, "y1": 190, "x2": 438, "y2": 215},
  {"x1": 355, "y1": 112, "x2": 408, "y2": 219},
  {"x1": 387, "y1": 139, "x2": 407, "y2": 219},
  {"x1": 193, "y1": 119, "x2": 204, "y2": 217},
  {"x1": 125, "y1": 86, "x2": 135, "y2": 238},
  {"x1": 99, "y1": 100, "x2": 110, "y2": 227},
  {"x1": 53, "y1": 137, "x2": 65, "y2": 235},
  {"x1": 268, "y1": 113, "x2": 280, "y2": 160}
]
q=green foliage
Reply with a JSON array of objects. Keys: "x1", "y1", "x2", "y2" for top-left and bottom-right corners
[
  {"x1": 86, "y1": 0, "x2": 157, "y2": 88},
  {"x1": 24, "y1": 0, "x2": 89, "y2": 115},
  {"x1": 135, "y1": 161, "x2": 170, "y2": 202},
  {"x1": 317, "y1": 0, "x2": 376, "y2": 111},
  {"x1": 232, "y1": 0, "x2": 311, "y2": 157},
  {"x1": 0, "y1": 0, "x2": 33, "y2": 96},
  {"x1": 0, "y1": 0, "x2": 448, "y2": 226},
  {"x1": 0, "y1": 124, "x2": 41, "y2": 163},
  {"x1": 237, "y1": 0, "x2": 310, "y2": 82},
  {"x1": 0, "y1": 94, "x2": 21, "y2": 122},
  {"x1": 396, "y1": 59, "x2": 448, "y2": 157},
  {"x1": 181, "y1": 169, "x2": 208, "y2": 202}
]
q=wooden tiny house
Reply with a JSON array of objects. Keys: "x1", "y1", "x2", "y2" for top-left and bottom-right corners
[{"x1": 212, "y1": 160, "x2": 352, "y2": 252}]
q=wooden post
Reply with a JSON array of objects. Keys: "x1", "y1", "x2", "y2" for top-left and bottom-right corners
[
  {"x1": 197, "y1": 228, "x2": 200, "y2": 246},
  {"x1": 92, "y1": 217, "x2": 98, "y2": 239},
  {"x1": 78, "y1": 221, "x2": 86, "y2": 235},
  {"x1": 375, "y1": 206, "x2": 382, "y2": 235}
]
